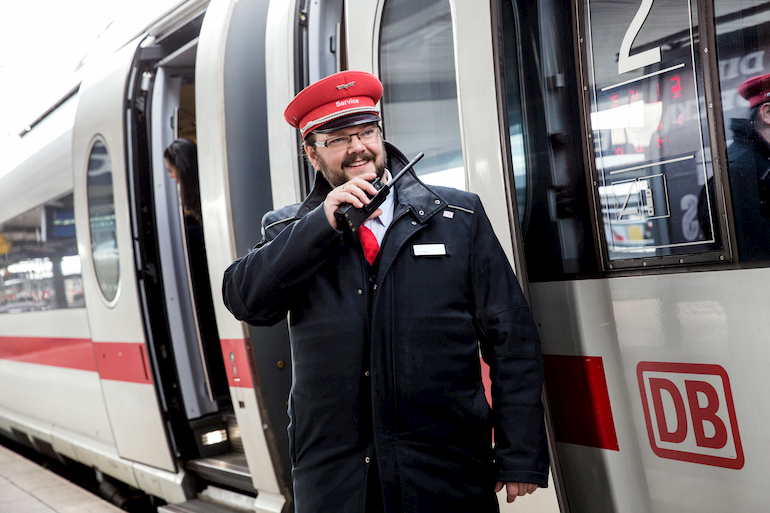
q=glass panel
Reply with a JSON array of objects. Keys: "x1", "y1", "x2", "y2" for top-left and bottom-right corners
[
  {"x1": 501, "y1": 1, "x2": 528, "y2": 224},
  {"x1": 87, "y1": 141, "x2": 120, "y2": 302},
  {"x1": 584, "y1": 0, "x2": 716, "y2": 261},
  {"x1": 379, "y1": 0, "x2": 465, "y2": 189},
  {"x1": 500, "y1": 0, "x2": 599, "y2": 280},
  {"x1": 0, "y1": 194, "x2": 83, "y2": 314},
  {"x1": 714, "y1": 0, "x2": 770, "y2": 261}
]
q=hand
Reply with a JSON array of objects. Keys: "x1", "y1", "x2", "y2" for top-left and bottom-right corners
[
  {"x1": 323, "y1": 173, "x2": 383, "y2": 230},
  {"x1": 494, "y1": 481, "x2": 538, "y2": 503}
]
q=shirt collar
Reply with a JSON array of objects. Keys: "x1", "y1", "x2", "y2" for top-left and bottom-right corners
[{"x1": 373, "y1": 169, "x2": 395, "y2": 227}]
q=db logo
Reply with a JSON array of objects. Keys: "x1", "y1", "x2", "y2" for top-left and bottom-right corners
[{"x1": 637, "y1": 362, "x2": 744, "y2": 469}]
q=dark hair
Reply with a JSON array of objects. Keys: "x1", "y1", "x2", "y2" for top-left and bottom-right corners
[{"x1": 164, "y1": 138, "x2": 201, "y2": 221}]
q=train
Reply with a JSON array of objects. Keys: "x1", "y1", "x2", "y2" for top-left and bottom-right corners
[{"x1": 0, "y1": 0, "x2": 768, "y2": 511}]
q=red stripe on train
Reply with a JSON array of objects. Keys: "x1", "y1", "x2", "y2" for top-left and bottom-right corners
[
  {"x1": 0, "y1": 336, "x2": 97, "y2": 372},
  {"x1": 543, "y1": 354, "x2": 620, "y2": 451},
  {"x1": 93, "y1": 342, "x2": 153, "y2": 384},
  {"x1": 0, "y1": 336, "x2": 152, "y2": 384},
  {"x1": 220, "y1": 339, "x2": 254, "y2": 389}
]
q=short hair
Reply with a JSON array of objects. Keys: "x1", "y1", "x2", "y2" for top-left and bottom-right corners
[{"x1": 750, "y1": 104, "x2": 764, "y2": 125}]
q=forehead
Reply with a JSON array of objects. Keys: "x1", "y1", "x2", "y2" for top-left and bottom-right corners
[{"x1": 318, "y1": 122, "x2": 378, "y2": 139}]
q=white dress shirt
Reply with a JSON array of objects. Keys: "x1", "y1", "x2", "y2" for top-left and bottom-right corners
[{"x1": 362, "y1": 169, "x2": 394, "y2": 246}]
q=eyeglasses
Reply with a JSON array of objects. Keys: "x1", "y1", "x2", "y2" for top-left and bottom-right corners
[{"x1": 313, "y1": 126, "x2": 381, "y2": 150}]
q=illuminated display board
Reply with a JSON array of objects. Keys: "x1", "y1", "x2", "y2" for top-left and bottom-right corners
[{"x1": 584, "y1": 0, "x2": 717, "y2": 261}]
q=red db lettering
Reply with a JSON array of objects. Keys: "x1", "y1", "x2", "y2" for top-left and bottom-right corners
[
  {"x1": 637, "y1": 362, "x2": 743, "y2": 469},
  {"x1": 685, "y1": 380, "x2": 728, "y2": 449},
  {"x1": 649, "y1": 378, "x2": 687, "y2": 443}
]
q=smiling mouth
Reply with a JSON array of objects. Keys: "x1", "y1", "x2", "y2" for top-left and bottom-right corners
[{"x1": 345, "y1": 158, "x2": 371, "y2": 169}]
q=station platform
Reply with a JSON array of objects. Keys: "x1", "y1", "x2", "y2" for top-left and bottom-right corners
[{"x1": 0, "y1": 443, "x2": 124, "y2": 513}]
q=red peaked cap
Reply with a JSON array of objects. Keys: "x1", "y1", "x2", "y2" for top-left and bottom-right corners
[
  {"x1": 284, "y1": 70, "x2": 383, "y2": 139},
  {"x1": 738, "y1": 73, "x2": 770, "y2": 109}
]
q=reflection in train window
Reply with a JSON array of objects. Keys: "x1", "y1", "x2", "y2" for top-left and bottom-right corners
[
  {"x1": 0, "y1": 194, "x2": 83, "y2": 314},
  {"x1": 500, "y1": 0, "x2": 529, "y2": 228},
  {"x1": 714, "y1": 0, "x2": 770, "y2": 261},
  {"x1": 87, "y1": 140, "x2": 120, "y2": 302},
  {"x1": 583, "y1": 0, "x2": 716, "y2": 262},
  {"x1": 379, "y1": 0, "x2": 465, "y2": 190}
]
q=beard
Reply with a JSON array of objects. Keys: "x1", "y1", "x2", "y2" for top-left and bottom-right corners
[{"x1": 317, "y1": 141, "x2": 387, "y2": 188}]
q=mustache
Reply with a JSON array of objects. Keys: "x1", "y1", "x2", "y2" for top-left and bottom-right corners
[{"x1": 340, "y1": 151, "x2": 375, "y2": 168}]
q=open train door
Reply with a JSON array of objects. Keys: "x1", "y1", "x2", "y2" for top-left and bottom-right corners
[
  {"x1": 72, "y1": 37, "x2": 177, "y2": 476},
  {"x1": 344, "y1": 0, "x2": 563, "y2": 511}
]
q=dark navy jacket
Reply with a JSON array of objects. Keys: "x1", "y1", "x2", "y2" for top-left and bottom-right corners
[
  {"x1": 223, "y1": 143, "x2": 549, "y2": 513},
  {"x1": 726, "y1": 118, "x2": 770, "y2": 260}
]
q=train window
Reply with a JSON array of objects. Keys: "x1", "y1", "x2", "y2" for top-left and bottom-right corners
[
  {"x1": 500, "y1": 1, "x2": 528, "y2": 225},
  {"x1": 714, "y1": 0, "x2": 770, "y2": 261},
  {"x1": 499, "y1": 0, "x2": 599, "y2": 280},
  {"x1": 86, "y1": 140, "x2": 120, "y2": 302},
  {"x1": 0, "y1": 194, "x2": 83, "y2": 314},
  {"x1": 583, "y1": 0, "x2": 719, "y2": 265},
  {"x1": 379, "y1": 0, "x2": 465, "y2": 189}
]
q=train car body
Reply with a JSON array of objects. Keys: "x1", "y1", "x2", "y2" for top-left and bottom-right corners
[
  {"x1": 0, "y1": 1, "x2": 287, "y2": 511},
  {"x1": 1, "y1": 0, "x2": 769, "y2": 512}
]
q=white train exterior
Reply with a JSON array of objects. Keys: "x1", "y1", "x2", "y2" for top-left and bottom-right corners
[{"x1": 0, "y1": 0, "x2": 766, "y2": 512}]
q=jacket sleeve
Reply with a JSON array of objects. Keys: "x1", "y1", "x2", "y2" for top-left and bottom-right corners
[
  {"x1": 222, "y1": 204, "x2": 345, "y2": 326},
  {"x1": 470, "y1": 195, "x2": 550, "y2": 487}
]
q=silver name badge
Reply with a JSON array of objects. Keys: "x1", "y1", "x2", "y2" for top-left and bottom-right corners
[{"x1": 412, "y1": 244, "x2": 447, "y2": 257}]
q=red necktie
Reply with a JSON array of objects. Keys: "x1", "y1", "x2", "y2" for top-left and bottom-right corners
[{"x1": 358, "y1": 225, "x2": 380, "y2": 265}]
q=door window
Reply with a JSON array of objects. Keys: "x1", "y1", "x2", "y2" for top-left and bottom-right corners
[
  {"x1": 583, "y1": 0, "x2": 718, "y2": 263},
  {"x1": 86, "y1": 140, "x2": 120, "y2": 302},
  {"x1": 500, "y1": 0, "x2": 599, "y2": 279},
  {"x1": 379, "y1": 0, "x2": 465, "y2": 189}
]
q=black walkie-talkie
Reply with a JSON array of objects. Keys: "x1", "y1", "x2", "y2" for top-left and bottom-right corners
[{"x1": 335, "y1": 152, "x2": 424, "y2": 233}]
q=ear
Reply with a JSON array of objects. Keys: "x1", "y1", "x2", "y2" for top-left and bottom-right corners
[
  {"x1": 305, "y1": 144, "x2": 320, "y2": 170},
  {"x1": 760, "y1": 103, "x2": 770, "y2": 125}
]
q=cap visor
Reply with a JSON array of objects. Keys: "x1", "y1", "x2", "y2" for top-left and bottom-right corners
[{"x1": 308, "y1": 112, "x2": 381, "y2": 137}]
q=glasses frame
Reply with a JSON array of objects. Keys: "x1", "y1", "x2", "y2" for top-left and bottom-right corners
[{"x1": 313, "y1": 125, "x2": 381, "y2": 150}]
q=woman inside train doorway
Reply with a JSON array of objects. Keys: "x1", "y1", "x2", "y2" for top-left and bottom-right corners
[{"x1": 165, "y1": 138, "x2": 202, "y2": 223}]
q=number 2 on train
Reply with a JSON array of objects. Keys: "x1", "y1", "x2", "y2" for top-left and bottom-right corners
[{"x1": 618, "y1": 0, "x2": 662, "y2": 75}]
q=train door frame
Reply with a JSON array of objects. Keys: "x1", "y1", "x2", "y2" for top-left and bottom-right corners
[
  {"x1": 123, "y1": 11, "x2": 237, "y2": 474},
  {"x1": 125, "y1": 10, "x2": 304, "y2": 504},
  {"x1": 144, "y1": 31, "x2": 232, "y2": 425},
  {"x1": 195, "y1": 0, "x2": 291, "y2": 508}
]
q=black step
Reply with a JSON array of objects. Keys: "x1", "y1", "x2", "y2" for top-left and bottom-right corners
[{"x1": 186, "y1": 452, "x2": 256, "y2": 493}]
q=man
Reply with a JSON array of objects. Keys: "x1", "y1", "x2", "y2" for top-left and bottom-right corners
[
  {"x1": 700, "y1": 73, "x2": 770, "y2": 260},
  {"x1": 222, "y1": 70, "x2": 548, "y2": 512}
]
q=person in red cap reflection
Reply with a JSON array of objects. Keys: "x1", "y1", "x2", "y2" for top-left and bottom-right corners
[
  {"x1": 701, "y1": 72, "x2": 770, "y2": 260},
  {"x1": 223, "y1": 71, "x2": 548, "y2": 512}
]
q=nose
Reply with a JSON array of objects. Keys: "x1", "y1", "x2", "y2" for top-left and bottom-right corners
[{"x1": 347, "y1": 133, "x2": 366, "y2": 152}]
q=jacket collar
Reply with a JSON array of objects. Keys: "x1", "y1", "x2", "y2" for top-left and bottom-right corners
[
  {"x1": 296, "y1": 141, "x2": 446, "y2": 223},
  {"x1": 731, "y1": 118, "x2": 770, "y2": 157}
]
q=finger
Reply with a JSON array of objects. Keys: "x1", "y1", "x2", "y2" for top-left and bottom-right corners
[
  {"x1": 506, "y1": 482, "x2": 519, "y2": 503},
  {"x1": 350, "y1": 172, "x2": 378, "y2": 182},
  {"x1": 334, "y1": 184, "x2": 368, "y2": 207},
  {"x1": 494, "y1": 482, "x2": 504, "y2": 493},
  {"x1": 366, "y1": 208, "x2": 382, "y2": 221},
  {"x1": 334, "y1": 186, "x2": 367, "y2": 208},
  {"x1": 348, "y1": 175, "x2": 380, "y2": 196},
  {"x1": 526, "y1": 483, "x2": 538, "y2": 495}
]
